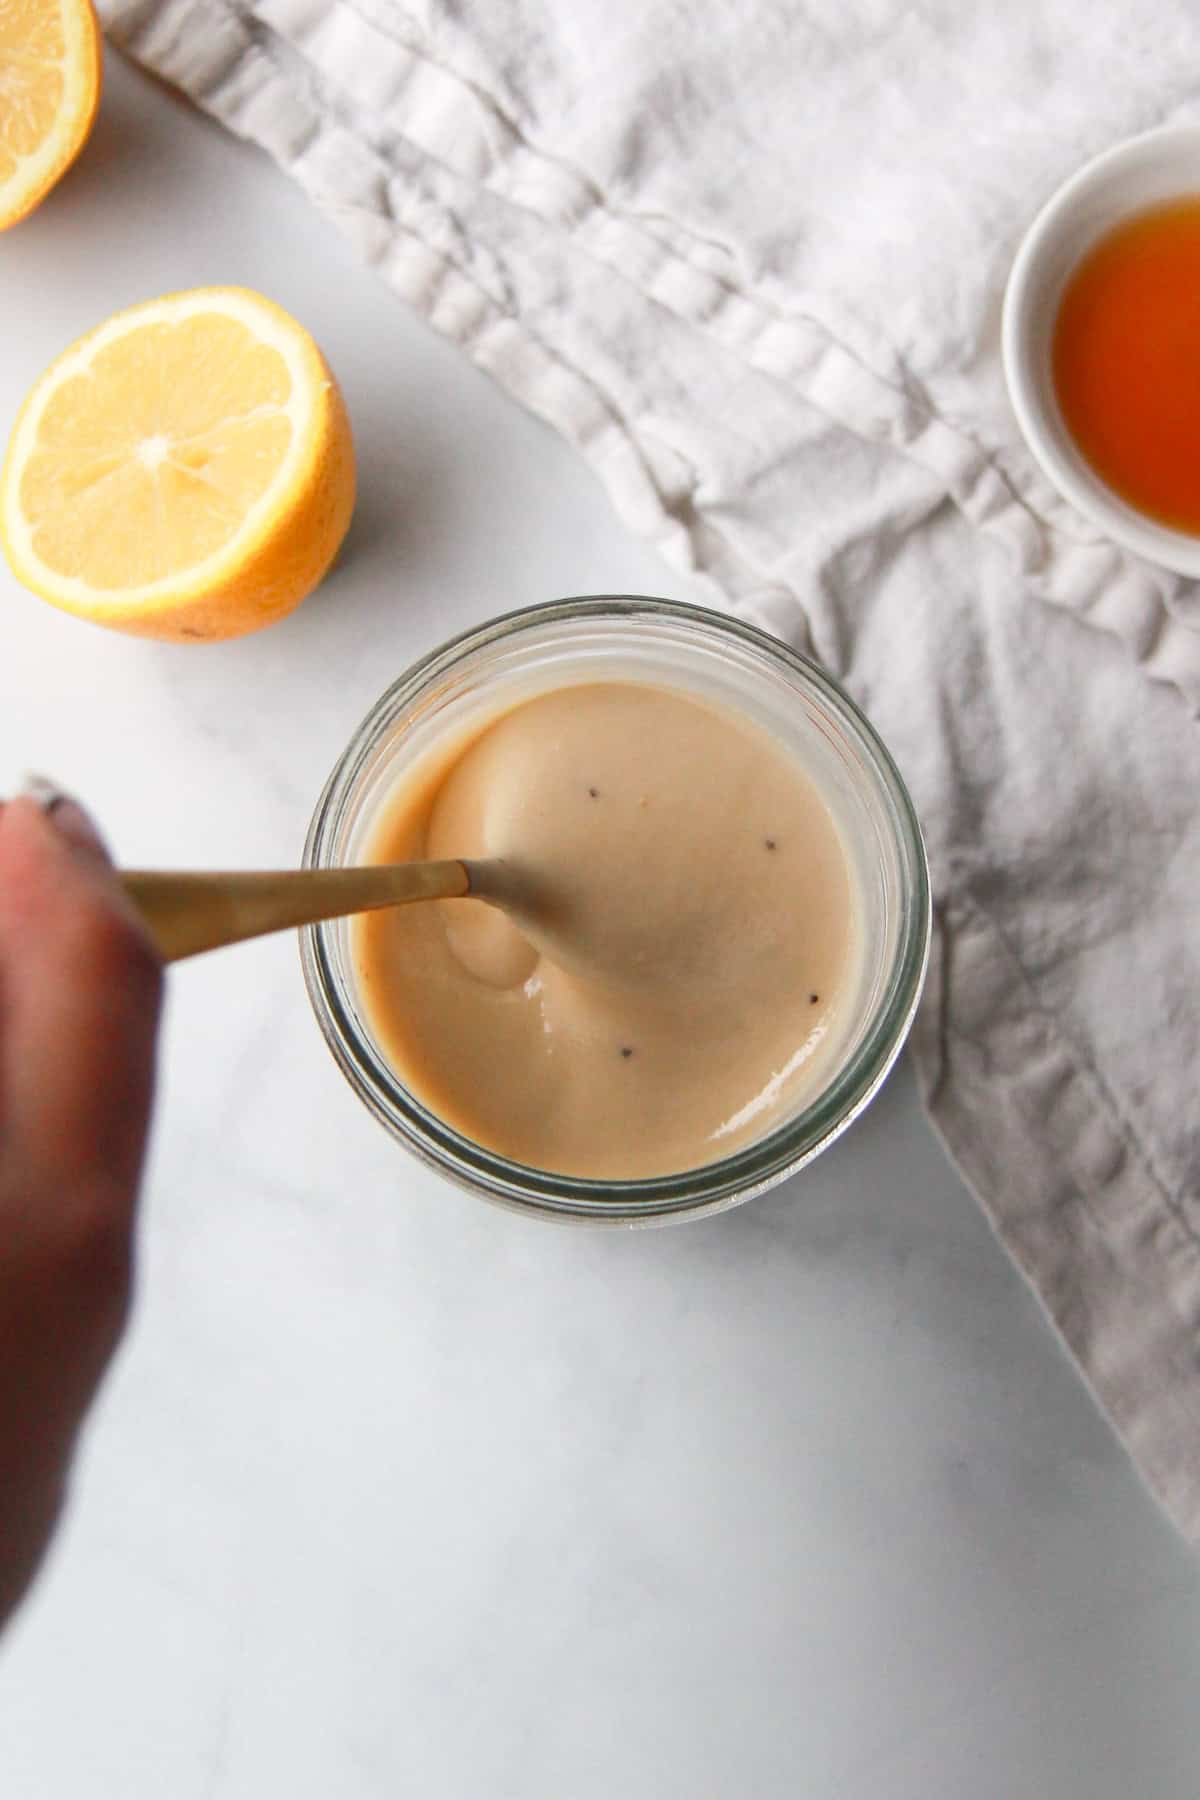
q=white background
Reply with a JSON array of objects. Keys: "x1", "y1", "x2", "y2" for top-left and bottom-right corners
[{"x1": 0, "y1": 54, "x2": 1198, "y2": 1799}]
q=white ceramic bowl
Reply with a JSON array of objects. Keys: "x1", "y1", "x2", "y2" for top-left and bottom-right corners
[{"x1": 1002, "y1": 124, "x2": 1200, "y2": 577}]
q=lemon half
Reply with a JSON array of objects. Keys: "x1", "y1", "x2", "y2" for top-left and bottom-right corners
[
  {"x1": 0, "y1": 0, "x2": 102, "y2": 230},
  {"x1": 1, "y1": 287, "x2": 356, "y2": 640}
]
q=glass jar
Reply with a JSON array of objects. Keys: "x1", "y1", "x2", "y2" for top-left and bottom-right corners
[{"x1": 301, "y1": 596, "x2": 930, "y2": 1225}]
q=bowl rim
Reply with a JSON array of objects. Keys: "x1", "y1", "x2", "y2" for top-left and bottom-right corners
[{"x1": 1002, "y1": 122, "x2": 1200, "y2": 577}]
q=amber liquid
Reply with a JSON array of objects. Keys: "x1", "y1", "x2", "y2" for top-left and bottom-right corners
[{"x1": 1052, "y1": 197, "x2": 1200, "y2": 535}]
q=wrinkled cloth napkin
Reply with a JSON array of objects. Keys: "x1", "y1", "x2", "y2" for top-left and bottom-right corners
[{"x1": 100, "y1": 0, "x2": 1200, "y2": 1540}]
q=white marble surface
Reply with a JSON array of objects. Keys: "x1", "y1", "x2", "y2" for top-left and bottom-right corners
[{"x1": 1, "y1": 54, "x2": 1198, "y2": 1799}]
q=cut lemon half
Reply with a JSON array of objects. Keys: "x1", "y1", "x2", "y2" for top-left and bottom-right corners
[
  {"x1": 0, "y1": 287, "x2": 356, "y2": 640},
  {"x1": 0, "y1": 0, "x2": 102, "y2": 229}
]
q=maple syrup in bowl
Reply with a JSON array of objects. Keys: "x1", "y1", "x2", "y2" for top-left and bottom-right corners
[{"x1": 1003, "y1": 126, "x2": 1200, "y2": 574}]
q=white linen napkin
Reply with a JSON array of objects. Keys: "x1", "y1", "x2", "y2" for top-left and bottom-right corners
[{"x1": 99, "y1": 0, "x2": 1200, "y2": 1541}]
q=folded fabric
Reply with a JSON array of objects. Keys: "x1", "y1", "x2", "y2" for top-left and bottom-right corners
[{"x1": 100, "y1": 0, "x2": 1200, "y2": 1540}]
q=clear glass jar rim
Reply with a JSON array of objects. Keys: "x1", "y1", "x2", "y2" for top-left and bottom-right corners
[{"x1": 302, "y1": 596, "x2": 931, "y2": 1223}]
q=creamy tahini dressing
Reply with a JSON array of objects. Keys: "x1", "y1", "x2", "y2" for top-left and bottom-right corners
[{"x1": 354, "y1": 682, "x2": 859, "y2": 1179}]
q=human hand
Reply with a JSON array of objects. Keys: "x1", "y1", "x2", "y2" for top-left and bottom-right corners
[{"x1": 0, "y1": 788, "x2": 162, "y2": 1628}]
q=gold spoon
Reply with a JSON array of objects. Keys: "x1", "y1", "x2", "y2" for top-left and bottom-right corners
[{"x1": 121, "y1": 861, "x2": 488, "y2": 963}]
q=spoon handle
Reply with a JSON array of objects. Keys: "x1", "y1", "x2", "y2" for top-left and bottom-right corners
[{"x1": 121, "y1": 861, "x2": 472, "y2": 964}]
